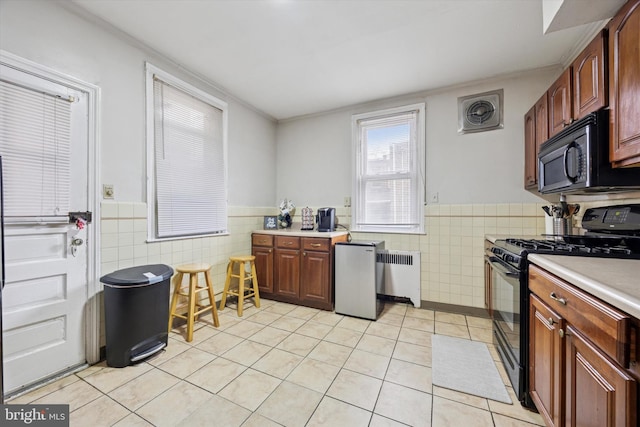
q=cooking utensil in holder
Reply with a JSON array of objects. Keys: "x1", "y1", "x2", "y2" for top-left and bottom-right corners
[{"x1": 553, "y1": 217, "x2": 572, "y2": 236}]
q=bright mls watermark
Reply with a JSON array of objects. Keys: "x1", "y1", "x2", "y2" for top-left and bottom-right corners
[{"x1": 1, "y1": 405, "x2": 69, "y2": 426}]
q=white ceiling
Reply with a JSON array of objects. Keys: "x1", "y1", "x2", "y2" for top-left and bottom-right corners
[{"x1": 70, "y1": 0, "x2": 612, "y2": 120}]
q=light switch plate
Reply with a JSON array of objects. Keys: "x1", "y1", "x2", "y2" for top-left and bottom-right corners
[{"x1": 103, "y1": 184, "x2": 114, "y2": 199}]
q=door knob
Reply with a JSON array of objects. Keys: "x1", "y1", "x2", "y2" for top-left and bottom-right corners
[{"x1": 71, "y1": 238, "x2": 84, "y2": 257}]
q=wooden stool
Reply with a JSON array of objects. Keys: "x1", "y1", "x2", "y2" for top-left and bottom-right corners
[
  {"x1": 219, "y1": 255, "x2": 260, "y2": 317},
  {"x1": 168, "y1": 263, "x2": 220, "y2": 342}
]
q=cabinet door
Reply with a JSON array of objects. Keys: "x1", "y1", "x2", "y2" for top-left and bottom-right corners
[
  {"x1": 274, "y1": 249, "x2": 300, "y2": 298},
  {"x1": 252, "y1": 246, "x2": 274, "y2": 294},
  {"x1": 548, "y1": 68, "x2": 573, "y2": 137},
  {"x1": 573, "y1": 30, "x2": 607, "y2": 120},
  {"x1": 300, "y1": 250, "x2": 330, "y2": 307},
  {"x1": 535, "y1": 93, "x2": 549, "y2": 149},
  {"x1": 524, "y1": 105, "x2": 537, "y2": 189},
  {"x1": 608, "y1": 0, "x2": 640, "y2": 167},
  {"x1": 530, "y1": 294, "x2": 564, "y2": 427},
  {"x1": 565, "y1": 325, "x2": 637, "y2": 427}
]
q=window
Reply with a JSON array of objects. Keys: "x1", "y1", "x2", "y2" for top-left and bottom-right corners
[
  {"x1": 352, "y1": 103, "x2": 425, "y2": 234},
  {"x1": 146, "y1": 64, "x2": 228, "y2": 240},
  {"x1": 0, "y1": 78, "x2": 73, "y2": 221}
]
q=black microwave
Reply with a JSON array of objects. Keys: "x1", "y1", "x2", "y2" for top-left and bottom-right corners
[{"x1": 538, "y1": 109, "x2": 640, "y2": 194}]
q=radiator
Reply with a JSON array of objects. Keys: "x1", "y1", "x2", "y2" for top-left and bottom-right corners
[{"x1": 377, "y1": 250, "x2": 421, "y2": 307}]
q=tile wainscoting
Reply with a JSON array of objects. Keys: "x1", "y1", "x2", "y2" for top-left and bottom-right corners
[
  {"x1": 100, "y1": 202, "x2": 275, "y2": 291},
  {"x1": 345, "y1": 203, "x2": 546, "y2": 310},
  {"x1": 99, "y1": 202, "x2": 546, "y2": 316},
  {"x1": 100, "y1": 197, "x2": 640, "y2": 320}
]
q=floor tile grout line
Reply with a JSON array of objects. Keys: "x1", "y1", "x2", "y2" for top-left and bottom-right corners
[{"x1": 10, "y1": 301, "x2": 544, "y2": 426}]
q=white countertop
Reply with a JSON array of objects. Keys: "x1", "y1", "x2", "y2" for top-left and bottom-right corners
[
  {"x1": 484, "y1": 234, "x2": 541, "y2": 243},
  {"x1": 528, "y1": 254, "x2": 640, "y2": 319},
  {"x1": 253, "y1": 228, "x2": 349, "y2": 238}
]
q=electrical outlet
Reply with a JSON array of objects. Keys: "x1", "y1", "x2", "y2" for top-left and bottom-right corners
[
  {"x1": 430, "y1": 192, "x2": 439, "y2": 204},
  {"x1": 103, "y1": 184, "x2": 114, "y2": 199},
  {"x1": 344, "y1": 196, "x2": 351, "y2": 207}
]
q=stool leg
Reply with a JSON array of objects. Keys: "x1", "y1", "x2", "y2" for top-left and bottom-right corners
[
  {"x1": 237, "y1": 261, "x2": 245, "y2": 317},
  {"x1": 250, "y1": 261, "x2": 260, "y2": 308},
  {"x1": 204, "y1": 269, "x2": 220, "y2": 327},
  {"x1": 187, "y1": 273, "x2": 197, "y2": 342},
  {"x1": 168, "y1": 272, "x2": 184, "y2": 333},
  {"x1": 219, "y1": 261, "x2": 232, "y2": 311}
]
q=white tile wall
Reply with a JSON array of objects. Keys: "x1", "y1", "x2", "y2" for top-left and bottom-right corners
[
  {"x1": 100, "y1": 197, "x2": 640, "y2": 312},
  {"x1": 100, "y1": 202, "x2": 277, "y2": 294},
  {"x1": 337, "y1": 204, "x2": 545, "y2": 309}
]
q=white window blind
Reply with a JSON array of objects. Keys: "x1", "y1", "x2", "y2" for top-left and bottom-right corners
[
  {"x1": 0, "y1": 79, "x2": 72, "y2": 220},
  {"x1": 151, "y1": 73, "x2": 227, "y2": 239},
  {"x1": 352, "y1": 104, "x2": 425, "y2": 234}
]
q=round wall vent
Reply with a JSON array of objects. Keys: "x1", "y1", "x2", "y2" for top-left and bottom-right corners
[{"x1": 458, "y1": 89, "x2": 504, "y2": 134}]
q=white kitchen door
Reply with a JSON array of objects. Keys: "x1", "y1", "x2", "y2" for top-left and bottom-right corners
[{"x1": 0, "y1": 62, "x2": 90, "y2": 395}]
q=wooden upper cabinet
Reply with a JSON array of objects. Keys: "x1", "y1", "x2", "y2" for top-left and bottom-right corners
[
  {"x1": 572, "y1": 30, "x2": 607, "y2": 119},
  {"x1": 608, "y1": 0, "x2": 640, "y2": 167},
  {"x1": 524, "y1": 93, "x2": 548, "y2": 191},
  {"x1": 535, "y1": 93, "x2": 549, "y2": 145},
  {"x1": 524, "y1": 106, "x2": 537, "y2": 189},
  {"x1": 548, "y1": 68, "x2": 573, "y2": 137}
]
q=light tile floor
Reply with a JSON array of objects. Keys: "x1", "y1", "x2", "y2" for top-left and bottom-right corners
[{"x1": 8, "y1": 300, "x2": 545, "y2": 426}]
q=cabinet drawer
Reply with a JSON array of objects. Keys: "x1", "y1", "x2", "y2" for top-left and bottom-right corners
[
  {"x1": 529, "y1": 265, "x2": 630, "y2": 366},
  {"x1": 252, "y1": 234, "x2": 274, "y2": 247},
  {"x1": 302, "y1": 237, "x2": 330, "y2": 252},
  {"x1": 276, "y1": 236, "x2": 300, "y2": 249}
]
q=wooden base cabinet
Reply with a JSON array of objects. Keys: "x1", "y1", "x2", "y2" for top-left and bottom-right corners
[
  {"x1": 530, "y1": 294, "x2": 564, "y2": 427},
  {"x1": 529, "y1": 265, "x2": 637, "y2": 427},
  {"x1": 274, "y1": 247, "x2": 300, "y2": 299},
  {"x1": 252, "y1": 232, "x2": 347, "y2": 310},
  {"x1": 252, "y1": 234, "x2": 274, "y2": 294},
  {"x1": 300, "y1": 249, "x2": 330, "y2": 307},
  {"x1": 565, "y1": 325, "x2": 636, "y2": 427}
]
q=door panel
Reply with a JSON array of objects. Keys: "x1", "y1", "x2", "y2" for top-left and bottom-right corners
[
  {"x1": 0, "y1": 64, "x2": 89, "y2": 394},
  {"x1": 565, "y1": 326, "x2": 636, "y2": 427},
  {"x1": 274, "y1": 249, "x2": 299, "y2": 298},
  {"x1": 300, "y1": 251, "x2": 329, "y2": 303}
]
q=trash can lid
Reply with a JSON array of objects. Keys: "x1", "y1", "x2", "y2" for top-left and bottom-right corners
[{"x1": 100, "y1": 264, "x2": 174, "y2": 286}]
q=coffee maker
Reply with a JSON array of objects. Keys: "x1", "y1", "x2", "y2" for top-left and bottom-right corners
[{"x1": 316, "y1": 207, "x2": 335, "y2": 232}]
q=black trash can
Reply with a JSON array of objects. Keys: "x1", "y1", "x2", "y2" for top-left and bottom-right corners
[{"x1": 100, "y1": 264, "x2": 174, "y2": 367}]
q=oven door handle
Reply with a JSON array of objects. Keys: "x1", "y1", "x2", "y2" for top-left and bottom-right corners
[{"x1": 487, "y1": 256, "x2": 520, "y2": 278}]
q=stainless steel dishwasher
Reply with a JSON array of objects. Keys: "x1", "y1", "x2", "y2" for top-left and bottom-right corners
[{"x1": 334, "y1": 240, "x2": 385, "y2": 320}]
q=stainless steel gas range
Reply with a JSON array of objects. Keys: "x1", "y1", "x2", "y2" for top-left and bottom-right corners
[{"x1": 485, "y1": 204, "x2": 640, "y2": 410}]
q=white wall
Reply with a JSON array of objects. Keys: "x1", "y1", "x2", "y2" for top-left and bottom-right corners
[
  {"x1": 276, "y1": 68, "x2": 561, "y2": 206},
  {"x1": 0, "y1": 0, "x2": 277, "y2": 206}
]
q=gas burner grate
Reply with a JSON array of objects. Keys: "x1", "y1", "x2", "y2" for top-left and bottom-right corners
[{"x1": 504, "y1": 238, "x2": 636, "y2": 257}]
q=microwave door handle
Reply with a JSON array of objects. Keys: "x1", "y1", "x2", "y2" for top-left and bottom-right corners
[{"x1": 563, "y1": 142, "x2": 578, "y2": 182}]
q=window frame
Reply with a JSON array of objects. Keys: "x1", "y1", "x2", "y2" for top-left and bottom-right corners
[
  {"x1": 351, "y1": 103, "x2": 426, "y2": 234},
  {"x1": 145, "y1": 63, "x2": 229, "y2": 241}
]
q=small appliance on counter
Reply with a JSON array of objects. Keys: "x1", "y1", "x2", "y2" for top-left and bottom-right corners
[
  {"x1": 316, "y1": 207, "x2": 335, "y2": 232},
  {"x1": 301, "y1": 207, "x2": 314, "y2": 230}
]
